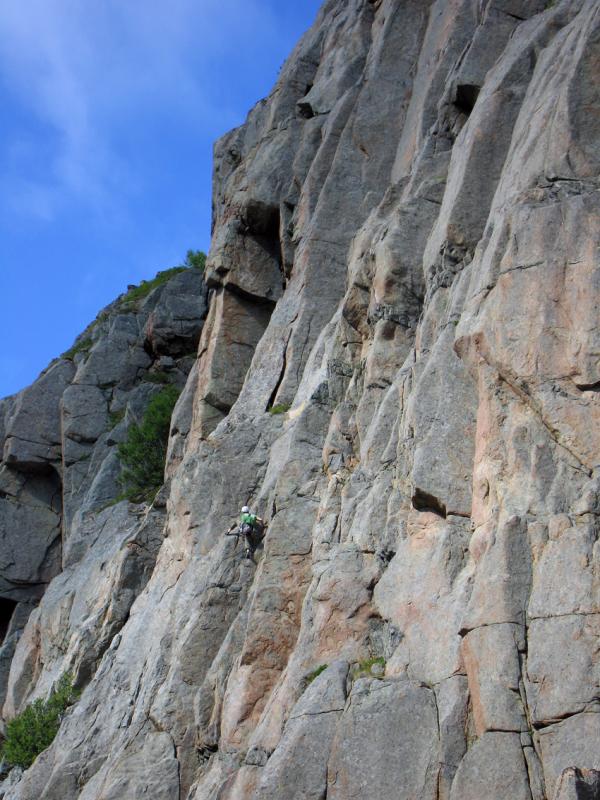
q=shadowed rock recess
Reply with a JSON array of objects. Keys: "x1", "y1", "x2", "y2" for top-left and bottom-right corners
[{"x1": 0, "y1": 0, "x2": 599, "y2": 798}]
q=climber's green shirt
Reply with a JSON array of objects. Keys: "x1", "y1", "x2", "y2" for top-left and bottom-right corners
[{"x1": 241, "y1": 512, "x2": 257, "y2": 527}]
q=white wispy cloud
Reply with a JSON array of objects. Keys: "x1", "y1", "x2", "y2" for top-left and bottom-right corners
[{"x1": 0, "y1": 0, "x2": 279, "y2": 221}]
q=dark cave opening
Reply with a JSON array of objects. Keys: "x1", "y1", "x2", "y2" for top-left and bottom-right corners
[
  {"x1": 297, "y1": 83, "x2": 315, "y2": 118},
  {"x1": 242, "y1": 199, "x2": 286, "y2": 292},
  {"x1": 412, "y1": 488, "x2": 447, "y2": 518},
  {"x1": 454, "y1": 84, "x2": 480, "y2": 116},
  {"x1": 0, "y1": 598, "x2": 18, "y2": 645}
]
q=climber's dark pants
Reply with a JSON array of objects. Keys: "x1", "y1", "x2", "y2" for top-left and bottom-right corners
[{"x1": 241, "y1": 523, "x2": 255, "y2": 554}]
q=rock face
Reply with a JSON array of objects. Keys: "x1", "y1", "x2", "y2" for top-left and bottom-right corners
[
  {"x1": 0, "y1": 267, "x2": 207, "y2": 717},
  {"x1": 1, "y1": 1, "x2": 599, "y2": 799}
]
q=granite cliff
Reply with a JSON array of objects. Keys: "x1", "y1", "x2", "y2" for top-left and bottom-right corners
[{"x1": 0, "y1": 1, "x2": 599, "y2": 798}]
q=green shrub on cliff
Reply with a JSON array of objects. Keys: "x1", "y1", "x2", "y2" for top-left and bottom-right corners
[
  {"x1": 121, "y1": 266, "x2": 188, "y2": 304},
  {"x1": 350, "y1": 656, "x2": 386, "y2": 680},
  {"x1": 2, "y1": 674, "x2": 79, "y2": 769},
  {"x1": 305, "y1": 664, "x2": 328, "y2": 684},
  {"x1": 184, "y1": 249, "x2": 206, "y2": 270},
  {"x1": 62, "y1": 336, "x2": 93, "y2": 361},
  {"x1": 117, "y1": 385, "x2": 180, "y2": 502},
  {"x1": 121, "y1": 250, "x2": 206, "y2": 306},
  {"x1": 268, "y1": 403, "x2": 291, "y2": 415}
]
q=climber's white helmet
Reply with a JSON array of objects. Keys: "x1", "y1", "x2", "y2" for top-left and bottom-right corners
[{"x1": 241, "y1": 506, "x2": 250, "y2": 513}]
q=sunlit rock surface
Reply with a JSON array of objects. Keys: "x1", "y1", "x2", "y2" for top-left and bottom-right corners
[{"x1": 1, "y1": 1, "x2": 599, "y2": 799}]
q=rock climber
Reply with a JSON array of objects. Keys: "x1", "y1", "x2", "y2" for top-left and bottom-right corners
[{"x1": 226, "y1": 505, "x2": 265, "y2": 559}]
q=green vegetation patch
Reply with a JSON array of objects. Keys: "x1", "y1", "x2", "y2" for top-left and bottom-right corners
[
  {"x1": 269, "y1": 403, "x2": 291, "y2": 415},
  {"x1": 184, "y1": 249, "x2": 206, "y2": 270},
  {"x1": 120, "y1": 250, "x2": 206, "y2": 307},
  {"x1": 62, "y1": 337, "x2": 93, "y2": 361},
  {"x1": 305, "y1": 664, "x2": 328, "y2": 685},
  {"x1": 142, "y1": 370, "x2": 171, "y2": 385},
  {"x1": 117, "y1": 385, "x2": 180, "y2": 503},
  {"x1": 108, "y1": 409, "x2": 126, "y2": 429},
  {"x1": 121, "y1": 266, "x2": 188, "y2": 304},
  {"x1": 2, "y1": 674, "x2": 79, "y2": 770},
  {"x1": 350, "y1": 656, "x2": 386, "y2": 680}
]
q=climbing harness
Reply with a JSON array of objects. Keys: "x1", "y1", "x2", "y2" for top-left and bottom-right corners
[
  {"x1": 225, "y1": 518, "x2": 267, "y2": 560},
  {"x1": 225, "y1": 524, "x2": 255, "y2": 559}
]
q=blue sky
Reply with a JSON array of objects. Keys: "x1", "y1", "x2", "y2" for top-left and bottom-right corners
[{"x1": 0, "y1": 0, "x2": 322, "y2": 398}]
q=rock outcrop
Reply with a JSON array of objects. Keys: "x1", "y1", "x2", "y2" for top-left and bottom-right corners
[
  {"x1": 0, "y1": 268, "x2": 207, "y2": 718},
  {"x1": 0, "y1": 1, "x2": 599, "y2": 799}
]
